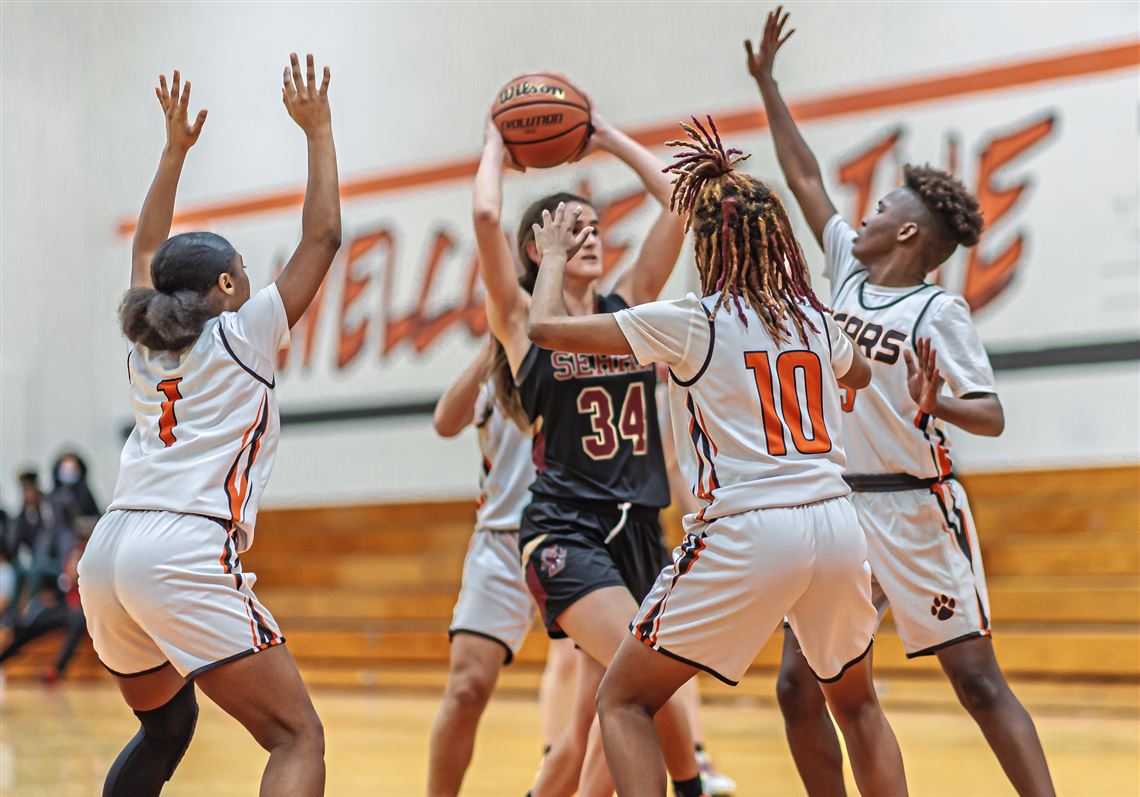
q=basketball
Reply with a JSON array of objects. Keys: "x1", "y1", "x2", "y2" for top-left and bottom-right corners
[{"x1": 492, "y1": 72, "x2": 591, "y2": 169}]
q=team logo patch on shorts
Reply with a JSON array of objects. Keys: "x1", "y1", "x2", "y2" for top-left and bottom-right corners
[
  {"x1": 540, "y1": 545, "x2": 567, "y2": 578},
  {"x1": 931, "y1": 594, "x2": 956, "y2": 621}
]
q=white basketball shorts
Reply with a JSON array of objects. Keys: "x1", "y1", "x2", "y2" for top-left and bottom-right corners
[
  {"x1": 854, "y1": 478, "x2": 992, "y2": 656},
  {"x1": 78, "y1": 509, "x2": 284, "y2": 679},
  {"x1": 631, "y1": 496, "x2": 876, "y2": 685},
  {"x1": 448, "y1": 529, "x2": 536, "y2": 664}
]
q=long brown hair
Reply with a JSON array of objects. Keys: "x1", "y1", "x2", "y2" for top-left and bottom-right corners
[
  {"x1": 486, "y1": 191, "x2": 591, "y2": 429},
  {"x1": 664, "y1": 116, "x2": 824, "y2": 343}
]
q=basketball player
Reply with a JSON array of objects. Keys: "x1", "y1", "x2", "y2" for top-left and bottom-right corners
[
  {"x1": 746, "y1": 9, "x2": 1056, "y2": 795},
  {"x1": 77, "y1": 55, "x2": 339, "y2": 796},
  {"x1": 427, "y1": 337, "x2": 577, "y2": 796},
  {"x1": 475, "y1": 103, "x2": 707, "y2": 797},
  {"x1": 525, "y1": 121, "x2": 907, "y2": 797}
]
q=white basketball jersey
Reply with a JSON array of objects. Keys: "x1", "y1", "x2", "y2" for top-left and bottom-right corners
[
  {"x1": 822, "y1": 215, "x2": 997, "y2": 478},
  {"x1": 108, "y1": 284, "x2": 290, "y2": 550},
  {"x1": 615, "y1": 293, "x2": 853, "y2": 528},
  {"x1": 474, "y1": 383, "x2": 535, "y2": 531}
]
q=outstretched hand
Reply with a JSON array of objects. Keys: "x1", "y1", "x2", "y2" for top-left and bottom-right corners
[
  {"x1": 155, "y1": 70, "x2": 207, "y2": 152},
  {"x1": 532, "y1": 202, "x2": 593, "y2": 261},
  {"x1": 744, "y1": 6, "x2": 795, "y2": 82},
  {"x1": 904, "y1": 337, "x2": 943, "y2": 414},
  {"x1": 283, "y1": 53, "x2": 332, "y2": 136}
]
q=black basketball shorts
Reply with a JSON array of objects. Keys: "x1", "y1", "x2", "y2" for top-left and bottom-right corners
[{"x1": 519, "y1": 496, "x2": 669, "y2": 639}]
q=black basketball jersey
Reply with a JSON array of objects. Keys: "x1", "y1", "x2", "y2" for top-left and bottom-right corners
[{"x1": 515, "y1": 294, "x2": 670, "y2": 508}]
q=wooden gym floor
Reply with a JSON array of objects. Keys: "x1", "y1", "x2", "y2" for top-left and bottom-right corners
[{"x1": 2, "y1": 675, "x2": 1137, "y2": 796}]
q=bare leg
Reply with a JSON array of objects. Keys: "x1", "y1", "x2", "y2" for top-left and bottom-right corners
[
  {"x1": 195, "y1": 645, "x2": 325, "y2": 797},
  {"x1": 817, "y1": 649, "x2": 906, "y2": 797},
  {"x1": 775, "y1": 627, "x2": 847, "y2": 796},
  {"x1": 531, "y1": 587, "x2": 700, "y2": 796},
  {"x1": 532, "y1": 650, "x2": 604, "y2": 797},
  {"x1": 579, "y1": 717, "x2": 614, "y2": 797},
  {"x1": 539, "y1": 637, "x2": 579, "y2": 749},
  {"x1": 427, "y1": 633, "x2": 506, "y2": 797},
  {"x1": 937, "y1": 636, "x2": 1055, "y2": 796},
  {"x1": 595, "y1": 634, "x2": 699, "y2": 797}
]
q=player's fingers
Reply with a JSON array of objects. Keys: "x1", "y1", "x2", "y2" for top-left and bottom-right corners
[
  {"x1": 532, "y1": 223, "x2": 542, "y2": 242},
  {"x1": 158, "y1": 73, "x2": 170, "y2": 105},
  {"x1": 574, "y1": 226, "x2": 593, "y2": 248},
  {"x1": 320, "y1": 65, "x2": 330, "y2": 97},
  {"x1": 289, "y1": 52, "x2": 303, "y2": 95},
  {"x1": 180, "y1": 81, "x2": 191, "y2": 113},
  {"x1": 744, "y1": 39, "x2": 755, "y2": 63},
  {"x1": 903, "y1": 349, "x2": 917, "y2": 377},
  {"x1": 190, "y1": 109, "x2": 207, "y2": 136},
  {"x1": 778, "y1": 28, "x2": 795, "y2": 48},
  {"x1": 283, "y1": 66, "x2": 296, "y2": 100},
  {"x1": 305, "y1": 53, "x2": 316, "y2": 92},
  {"x1": 170, "y1": 70, "x2": 181, "y2": 106}
]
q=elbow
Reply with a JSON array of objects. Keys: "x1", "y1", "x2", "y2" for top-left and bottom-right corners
[
  {"x1": 985, "y1": 405, "x2": 1006, "y2": 437},
  {"x1": 472, "y1": 205, "x2": 500, "y2": 230},
  {"x1": 527, "y1": 317, "x2": 555, "y2": 350},
  {"x1": 432, "y1": 404, "x2": 465, "y2": 438},
  {"x1": 843, "y1": 358, "x2": 872, "y2": 390}
]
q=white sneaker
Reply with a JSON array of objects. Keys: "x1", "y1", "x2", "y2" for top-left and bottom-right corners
[{"x1": 697, "y1": 750, "x2": 736, "y2": 796}]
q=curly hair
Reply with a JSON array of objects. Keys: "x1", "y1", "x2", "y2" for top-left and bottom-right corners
[
  {"x1": 664, "y1": 116, "x2": 824, "y2": 344},
  {"x1": 903, "y1": 164, "x2": 984, "y2": 261}
]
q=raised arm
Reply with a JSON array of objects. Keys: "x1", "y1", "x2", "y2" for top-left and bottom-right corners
[
  {"x1": 131, "y1": 71, "x2": 208, "y2": 288},
  {"x1": 473, "y1": 118, "x2": 531, "y2": 372},
  {"x1": 274, "y1": 53, "x2": 342, "y2": 328},
  {"x1": 594, "y1": 114, "x2": 687, "y2": 307},
  {"x1": 745, "y1": 7, "x2": 838, "y2": 247},
  {"x1": 528, "y1": 203, "x2": 632, "y2": 356},
  {"x1": 433, "y1": 337, "x2": 495, "y2": 438}
]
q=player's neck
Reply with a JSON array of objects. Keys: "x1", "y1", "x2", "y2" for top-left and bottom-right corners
[
  {"x1": 562, "y1": 276, "x2": 597, "y2": 316},
  {"x1": 864, "y1": 252, "x2": 929, "y2": 288}
]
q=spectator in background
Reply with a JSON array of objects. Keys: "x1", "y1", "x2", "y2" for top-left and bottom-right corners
[
  {"x1": 6, "y1": 470, "x2": 73, "y2": 623},
  {"x1": 49, "y1": 451, "x2": 101, "y2": 528},
  {"x1": 0, "y1": 539, "x2": 87, "y2": 682}
]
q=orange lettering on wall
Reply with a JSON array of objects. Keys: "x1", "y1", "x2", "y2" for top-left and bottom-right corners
[
  {"x1": 337, "y1": 228, "x2": 393, "y2": 369},
  {"x1": 962, "y1": 114, "x2": 1056, "y2": 311},
  {"x1": 836, "y1": 128, "x2": 902, "y2": 225}
]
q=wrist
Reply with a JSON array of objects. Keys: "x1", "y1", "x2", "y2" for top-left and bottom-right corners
[
  {"x1": 162, "y1": 144, "x2": 190, "y2": 160},
  {"x1": 305, "y1": 125, "x2": 334, "y2": 143},
  {"x1": 755, "y1": 73, "x2": 777, "y2": 92}
]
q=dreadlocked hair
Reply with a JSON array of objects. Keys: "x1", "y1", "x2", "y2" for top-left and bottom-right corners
[
  {"x1": 903, "y1": 164, "x2": 984, "y2": 263},
  {"x1": 664, "y1": 116, "x2": 825, "y2": 344}
]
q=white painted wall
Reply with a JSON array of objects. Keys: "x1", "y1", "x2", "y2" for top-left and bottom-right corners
[{"x1": 2, "y1": 1, "x2": 1137, "y2": 509}]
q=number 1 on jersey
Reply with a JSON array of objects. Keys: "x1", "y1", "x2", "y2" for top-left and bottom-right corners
[{"x1": 157, "y1": 377, "x2": 183, "y2": 447}]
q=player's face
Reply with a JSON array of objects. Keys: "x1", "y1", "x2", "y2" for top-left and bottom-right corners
[
  {"x1": 852, "y1": 188, "x2": 910, "y2": 261},
  {"x1": 562, "y1": 202, "x2": 604, "y2": 281}
]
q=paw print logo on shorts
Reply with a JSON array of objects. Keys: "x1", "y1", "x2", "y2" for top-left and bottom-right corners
[{"x1": 931, "y1": 594, "x2": 956, "y2": 621}]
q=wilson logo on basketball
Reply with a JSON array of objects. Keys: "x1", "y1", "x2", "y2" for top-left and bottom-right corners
[
  {"x1": 497, "y1": 80, "x2": 566, "y2": 104},
  {"x1": 501, "y1": 112, "x2": 564, "y2": 131}
]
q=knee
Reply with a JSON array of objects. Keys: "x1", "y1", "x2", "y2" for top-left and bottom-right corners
[
  {"x1": 776, "y1": 668, "x2": 824, "y2": 721},
  {"x1": 446, "y1": 670, "x2": 495, "y2": 715},
  {"x1": 262, "y1": 704, "x2": 324, "y2": 757},
  {"x1": 952, "y1": 670, "x2": 1006, "y2": 715}
]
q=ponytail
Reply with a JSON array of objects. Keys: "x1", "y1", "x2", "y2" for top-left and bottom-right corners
[
  {"x1": 120, "y1": 231, "x2": 238, "y2": 352},
  {"x1": 119, "y1": 288, "x2": 215, "y2": 352}
]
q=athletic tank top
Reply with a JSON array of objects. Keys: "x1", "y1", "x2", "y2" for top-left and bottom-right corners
[
  {"x1": 515, "y1": 293, "x2": 670, "y2": 508},
  {"x1": 474, "y1": 383, "x2": 535, "y2": 531}
]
